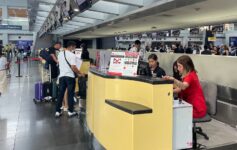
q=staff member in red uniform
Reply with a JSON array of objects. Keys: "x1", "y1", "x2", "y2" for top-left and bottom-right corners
[{"x1": 163, "y1": 55, "x2": 207, "y2": 118}]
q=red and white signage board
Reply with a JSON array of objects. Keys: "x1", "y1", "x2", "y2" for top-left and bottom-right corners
[{"x1": 108, "y1": 51, "x2": 139, "y2": 76}]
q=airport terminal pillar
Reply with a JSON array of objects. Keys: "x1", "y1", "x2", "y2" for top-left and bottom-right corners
[
  {"x1": 2, "y1": 33, "x2": 8, "y2": 46},
  {"x1": 1, "y1": 6, "x2": 8, "y2": 46},
  {"x1": 86, "y1": 68, "x2": 174, "y2": 150}
]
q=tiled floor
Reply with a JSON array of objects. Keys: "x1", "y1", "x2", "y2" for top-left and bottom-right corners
[
  {"x1": 0, "y1": 61, "x2": 91, "y2": 150},
  {"x1": 0, "y1": 60, "x2": 237, "y2": 150}
]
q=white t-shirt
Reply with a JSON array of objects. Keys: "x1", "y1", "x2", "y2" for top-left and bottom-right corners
[
  {"x1": 0, "y1": 56, "x2": 7, "y2": 70},
  {"x1": 58, "y1": 50, "x2": 76, "y2": 78},
  {"x1": 129, "y1": 47, "x2": 145, "y2": 60},
  {"x1": 129, "y1": 47, "x2": 138, "y2": 52}
]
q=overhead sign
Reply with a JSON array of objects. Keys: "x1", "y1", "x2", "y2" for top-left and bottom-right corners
[
  {"x1": 208, "y1": 37, "x2": 216, "y2": 41},
  {"x1": 0, "y1": 25, "x2": 22, "y2": 30},
  {"x1": 108, "y1": 51, "x2": 139, "y2": 76}
]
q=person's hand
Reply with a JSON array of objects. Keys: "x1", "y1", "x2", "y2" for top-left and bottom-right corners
[
  {"x1": 162, "y1": 76, "x2": 174, "y2": 81},
  {"x1": 78, "y1": 73, "x2": 85, "y2": 77}
]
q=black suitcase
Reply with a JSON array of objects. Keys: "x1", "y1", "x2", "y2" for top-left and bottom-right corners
[
  {"x1": 43, "y1": 81, "x2": 52, "y2": 98},
  {"x1": 78, "y1": 77, "x2": 87, "y2": 99}
]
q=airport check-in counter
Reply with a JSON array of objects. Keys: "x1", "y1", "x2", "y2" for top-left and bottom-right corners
[{"x1": 86, "y1": 68, "x2": 174, "y2": 150}]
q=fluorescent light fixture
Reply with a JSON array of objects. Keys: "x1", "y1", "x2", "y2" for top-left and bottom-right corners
[
  {"x1": 74, "y1": 8, "x2": 79, "y2": 12},
  {"x1": 3, "y1": 18, "x2": 29, "y2": 22}
]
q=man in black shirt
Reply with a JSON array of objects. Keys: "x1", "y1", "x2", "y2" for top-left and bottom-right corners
[
  {"x1": 49, "y1": 42, "x2": 62, "y2": 80},
  {"x1": 147, "y1": 54, "x2": 166, "y2": 78},
  {"x1": 174, "y1": 44, "x2": 184, "y2": 53}
]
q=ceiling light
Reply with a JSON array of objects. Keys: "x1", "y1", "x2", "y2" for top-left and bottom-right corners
[{"x1": 74, "y1": 8, "x2": 79, "y2": 12}]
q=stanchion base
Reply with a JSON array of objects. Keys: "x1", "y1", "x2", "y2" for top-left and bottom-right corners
[{"x1": 16, "y1": 76, "x2": 23, "y2": 78}]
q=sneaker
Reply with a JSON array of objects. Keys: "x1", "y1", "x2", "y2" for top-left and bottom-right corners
[
  {"x1": 68, "y1": 111, "x2": 77, "y2": 117},
  {"x1": 55, "y1": 112, "x2": 62, "y2": 118}
]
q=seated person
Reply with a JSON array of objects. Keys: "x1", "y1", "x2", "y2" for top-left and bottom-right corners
[
  {"x1": 173, "y1": 61, "x2": 181, "y2": 81},
  {"x1": 163, "y1": 55, "x2": 207, "y2": 118},
  {"x1": 146, "y1": 54, "x2": 166, "y2": 78}
]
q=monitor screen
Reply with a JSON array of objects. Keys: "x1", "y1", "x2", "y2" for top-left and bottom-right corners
[{"x1": 137, "y1": 61, "x2": 149, "y2": 76}]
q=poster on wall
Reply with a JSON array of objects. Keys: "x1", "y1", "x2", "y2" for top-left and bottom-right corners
[
  {"x1": 108, "y1": 51, "x2": 139, "y2": 76},
  {"x1": 75, "y1": 48, "x2": 82, "y2": 58}
]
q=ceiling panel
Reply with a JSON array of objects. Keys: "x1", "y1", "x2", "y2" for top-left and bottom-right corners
[{"x1": 65, "y1": 0, "x2": 237, "y2": 39}]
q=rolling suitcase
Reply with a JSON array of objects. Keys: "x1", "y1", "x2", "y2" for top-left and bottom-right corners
[
  {"x1": 52, "y1": 81, "x2": 58, "y2": 101},
  {"x1": 78, "y1": 77, "x2": 87, "y2": 99},
  {"x1": 33, "y1": 82, "x2": 44, "y2": 103}
]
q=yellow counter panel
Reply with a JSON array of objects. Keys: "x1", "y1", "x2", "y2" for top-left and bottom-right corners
[{"x1": 86, "y1": 68, "x2": 173, "y2": 150}]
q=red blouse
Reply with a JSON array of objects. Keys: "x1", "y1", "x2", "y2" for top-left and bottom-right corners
[{"x1": 178, "y1": 71, "x2": 207, "y2": 118}]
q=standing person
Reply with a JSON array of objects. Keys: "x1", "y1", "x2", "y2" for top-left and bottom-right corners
[
  {"x1": 130, "y1": 40, "x2": 141, "y2": 52},
  {"x1": 129, "y1": 40, "x2": 145, "y2": 60},
  {"x1": 163, "y1": 55, "x2": 207, "y2": 118},
  {"x1": 55, "y1": 41, "x2": 84, "y2": 117},
  {"x1": 0, "y1": 51, "x2": 8, "y2": 96},
  {"x1": 48, "y1": 42, "x2": 61, "y2": 81},
  {"x1": 80, "y1": 43, "x2": 90, "y2": 60}
]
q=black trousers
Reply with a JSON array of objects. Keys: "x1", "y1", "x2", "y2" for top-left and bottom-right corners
[{"x1": 56, "y1": 77, "x2": 75, "y2": 112}]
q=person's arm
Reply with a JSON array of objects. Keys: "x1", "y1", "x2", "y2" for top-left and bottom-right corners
[
  {"x1": 51, "y1": 54, "x2": 59, "y2": 64},
  {"x1": 163, "y1": 76, "x2": 189, "y2": 90},
  {"x1": 70, "y1": 54, "x2": 85, "y2": 77},
  {"x1": 173, "y1": 86, "x2": 181, "y2": 94},
  {"x1": 71, "y1": 65, "x2": 84, "y2": 77}
]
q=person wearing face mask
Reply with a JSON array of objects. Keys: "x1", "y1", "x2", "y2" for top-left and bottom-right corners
[
  {"x1": 163, "y1": 55, "x2": 207, "y2": 119},
  {"x1": 55, "y1": 41, "x2": 84, "y2": 118}
]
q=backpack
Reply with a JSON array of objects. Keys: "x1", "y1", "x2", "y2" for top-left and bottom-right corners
[{"x1": 39, "y1": 49, "x2": 52, "y2": 63}]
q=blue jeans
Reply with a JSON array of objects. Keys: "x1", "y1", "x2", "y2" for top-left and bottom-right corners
[{"x1": 56, "y1": 77, "x2": 75, "y2": 112}]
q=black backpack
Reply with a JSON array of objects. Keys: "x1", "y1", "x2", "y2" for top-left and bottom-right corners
[{"x1": 39, "y1": 49, "x2": 52, "y2": 63}]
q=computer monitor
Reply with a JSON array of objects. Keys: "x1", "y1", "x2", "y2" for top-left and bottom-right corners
[{"x1": 137, "y1": 61, "x2": 150, "y2": 76}]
